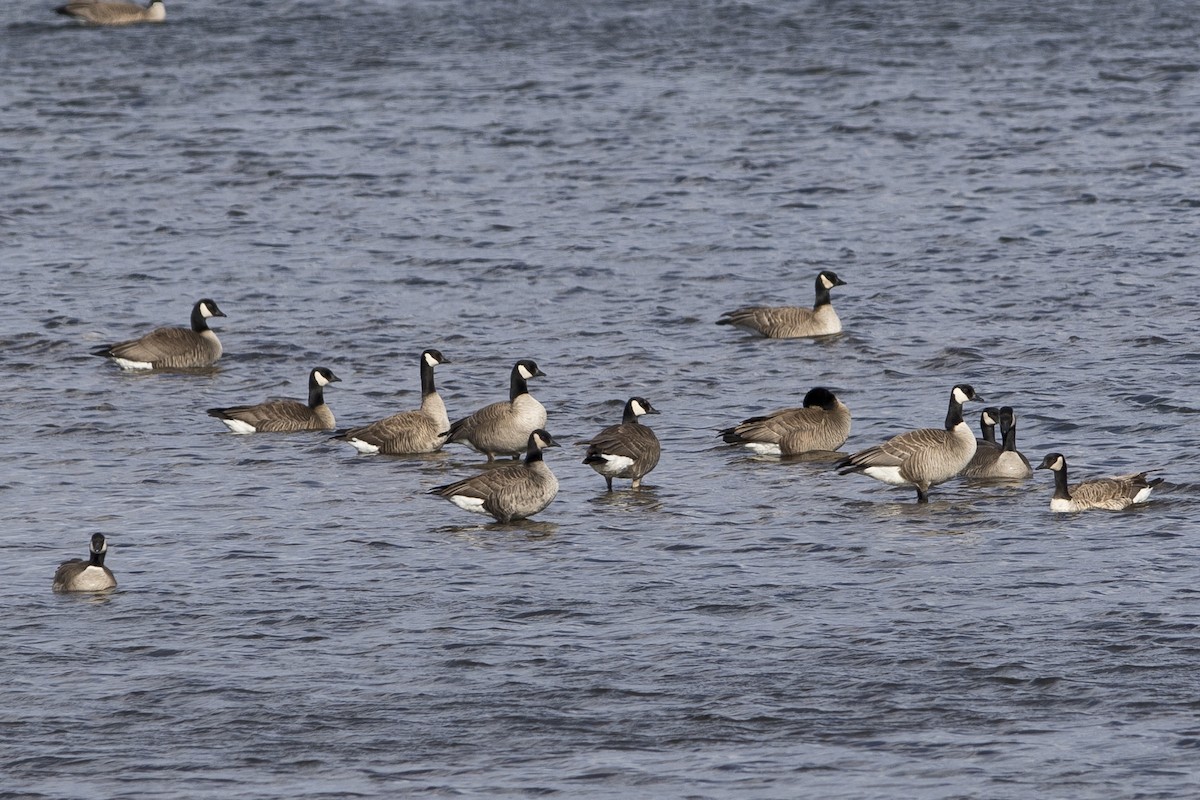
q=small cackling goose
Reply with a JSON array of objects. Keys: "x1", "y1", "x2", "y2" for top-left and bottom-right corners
[
  {"x1": 965, "y1": 406, "x2": 1032, "y2": 479},
  {"x1": 92, "y1": 298, "x2": 225, "y2": 370},
  {"x1": 716, "y1": 270, "x2": 847, "y2": 338},
  {"x1": 53, "y1": 533, "x2": 117, "y2": 593},
  {"x1": 429, "y1": 429, "x2": 560, "y2": 523},
  {"x1": 332, "y1": 349, "x2": 451, "y2": 455},
  {"x1": 208, "y1": 367, "x2": 341, "y2": 434},
  {"x1": 835, "y1": 384, "x2": 982, "y2": 503},
  {"x1": 582, "y1": 397, "x2": 662, "y2": 490},
  {"x1": 1036, "y1": 453, "x2": 1163, "y2": 512},
  {"x1": 444, "y1": 359, "x2": 547, "y2": 461},
  {"x1": 56, "y1": 0, "x2": 165, "y2": 24},
  {"x1": 719, "y1": 386, "x2": 851, "y2": 456}
]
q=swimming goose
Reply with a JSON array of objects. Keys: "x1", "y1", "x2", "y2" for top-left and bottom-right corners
[
  {"x1": 716, "y1": 270, "x2": 847, "y2": 338},
  {"x1": 582, "y1": 397, "x2": 662, "y2": 490},
  {"x1": 444, "y1": 359, "x2": 547, "y2": 461},
  {"x1": 92, "y1": 298, "x2": 225, "y2": 370},
  {"x1": 208, "y1": 367, "x2": 340, "y2": 434},
  {"x1": 332, "y1": 349, "x2": 451, "y2": 455},
  {"x1": 965, "y1": 406, "x2": 1033, "y2": 479},
  {"x1": 719, "y1": 386, "x2": 851, "y2": 456},
  {"x1": 429, "y1": 429, "x2": 560, "y2": 523},
  {"x1": 56, "y1": 0, "x2": 165, "y2": 25},
  {"x1": 53, "y1": 533, "x2": 117, "y2": 593},
  {"x1": 1036, "y1": 453, "x2": 1163, "y2": 512},
  {"x1": 835, "y1": 384, "x2": 982, "y2": 503}
]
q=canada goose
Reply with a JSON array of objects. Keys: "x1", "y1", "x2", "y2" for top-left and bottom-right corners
[
  {"x1": 582, "y1": 397, "x2": 662, "y2": 490},
  {"x1": 719, "y1": 386, "x2": 851, "y2": 456},
  {"x1": 208, "y1": 367, "x2": 340, "y2": 434},
  {"x1": 716, "y1": 270, "x2": 847, "y2": 338},
  {"x1": 53, "y1": 533, "x2": 117, "y2": 593},
  {"x1": 332, "y1": 349, "x2": 451, "y2": 455},
  {"x1": 1036, "y1": 453, "x2": 1163, "y2": 512},
  {"x1": 444, "y1": 359, "x2": 547, "y2": 461},
  {"x1": 961, "y1": 407, "x2": 1001, "y2": 477},
  {"x1": 56, "y1": 0, "x2": 165, "y2": 25},
  {"x1": 835, "y1": 384, "x2": 982, "y2": 503},
  {"x1": 92, "y1": 298, "x2": 225, "y2": 370},
  {"x1": 429, "y1": 429, "x2": 560, "y2": 523},
  {"x1": 965, "y1": 406, "x2": 1033, "y2": 479}
]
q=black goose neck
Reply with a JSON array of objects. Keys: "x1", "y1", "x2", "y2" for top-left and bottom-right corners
[
  {"x1": 420, "y1": 358, "x2": 437, "y2": 397},
  {"x1": 813, "y1": 277, "x2": 833, "y2": 309},
  {"x1": 621, "y1": 401, "x2": 640, "y2": 424},
  {"x1": 1052, "y1": 463, "x2": 1071, "y2": 500},
  {"x1": 90, "y1": 549, "x2": 106, "y2": 567},
  {"x1": 1002, "y1": 423, "x2": 1018, "y2": 452},
  {"x1": 308, "y1": 377, "x2": 325, "y2": 409},
  {"x1": 525, "y1": 444, "x2": 545, "y2": 464},
  {"x1": 190, "y1": 303, "x2": 210, "y2": 332},
  {"x1": 509, "y1": 369, "x2": 529, "y2": 401},
  {"x1": 944, "y1": 395, "x2": 966, "y2": 431}
]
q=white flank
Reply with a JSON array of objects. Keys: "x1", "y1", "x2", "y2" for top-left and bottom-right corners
[
  {"x1": 347, "y1": 438, "x2": 380, "y2": 455},
  {"x1": 861, "y1": 465, "x2": 910, "y2": 486},
  {"x1": 114, "y1": 357, "x2": 155, "y2": 370},
  {"x1": 744, "y1": 442, "x2": 783, "y2": 456},
  {"x1": 448, "y1": 495, "x2": 488, "y2": 514},
  {"x1": 220, "y1": 419, "x2": 257, "y2": 435}
]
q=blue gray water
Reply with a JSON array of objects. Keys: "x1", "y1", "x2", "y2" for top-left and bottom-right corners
[{"x1": 3, "y1": 0, "x2": 1200, "y2": 797}]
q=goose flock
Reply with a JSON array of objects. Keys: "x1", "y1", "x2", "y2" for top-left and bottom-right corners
[{"x1": 58, "y1": 280, "x2": 1165, "y2": 591}]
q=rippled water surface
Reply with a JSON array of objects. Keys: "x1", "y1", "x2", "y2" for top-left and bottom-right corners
[{"x1": 4, "y1": 1, "x2": 1200, "y2": 797}]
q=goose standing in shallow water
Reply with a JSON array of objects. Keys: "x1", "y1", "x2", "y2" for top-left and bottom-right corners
[
  {"x1": 429, "y1": 429, "x2": 560, "y2": 523},
  {"x1": 332, "y1": 349, "x2": 451, "y2": 455},
  {"x1": 56, "y1": 0, "x2": 165, "y2": 25},
  {"x1": 835, "y1": 384, "x2": 982, "y2": 503},
  {"x1": 53, "y1": 533, "x2": 117, "y2": 593},
  {"x1": 208, "y1": 367, "x2": 340, "y2": 433},
  {"x1": 444, "y1": 359, "x2": 547, "y2": 461},
  {"x1": 719, "y1": 386, "x2": 851, "y2": 456},
  {"x1": 582, "y1": 397, "x2": 661, "y2": 490},
  {"x1": 1036, "y1": 453, "x2": 1162, "y2": 512},
  {"x1": 92, "y1": 298, "x2": 225, "y2": 370},
  {"x1": 965, "y1": 406, "x2": 1033, "y2": 479},
  {"x1": 717, "y1": 270, "x2": 847, "y2": 338}
]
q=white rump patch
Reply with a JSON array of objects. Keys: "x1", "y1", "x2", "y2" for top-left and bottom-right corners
[
  {"x1": 114, "y1": 357, "x2": 155, "y2": 370},
  {"x1": 861, "y1": 465, "x2": 910, "y2": 486},
  {"x1": 592, "y1": 454, "x2": 634, "y2": 475},
  {"x1": 447, "y1": 495, "x2": 488, "y2": 514},
  {"x1": 347, "y1": 438, "x2": 380, "y2": 455},
  {"x1": 1132, "y1": 486, "x2": 1155, "y2": 504},
  {"x1": 220, "y1": 419, "x2": 257, "y2": 435},
  {"x1": 745, "y1": 442, "x2": 783, "y2": 456}
]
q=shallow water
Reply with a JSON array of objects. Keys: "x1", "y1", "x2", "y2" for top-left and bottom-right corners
[{"x1": 3, "y1": 1, "x2": 1200, "y2": 797}]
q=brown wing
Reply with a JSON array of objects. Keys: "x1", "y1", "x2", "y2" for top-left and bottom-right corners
[
  {"x1": 718, "y1": 306, "x2": 816, "y2": 337},
  {"x1": 212, "y1": 400, "x2": 331, "y2": 432},
  {"x1": 59, "y1": 0, "x2": 151, "y2": 23},
  {"x1": 585, "y1": 423, "x2": 661, "y2": 468},
  {"x1": 344, "y1": 410, "x2": 445, "y2": 454},
  {"x1": 104, "y1": 326, "x2": 215, "y2": 366}
]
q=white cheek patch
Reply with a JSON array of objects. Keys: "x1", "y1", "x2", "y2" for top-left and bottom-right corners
[
  {"x1": 630, "y1": 400, "x2": 646, "y2": 416},
  {"x1": 953, "y1": 387, "x2": 970, "y2": 404},
  {"x1": 518, "y1": 364, "x2": 534, "y2": 380},
  {"x1": 220, "y1": 419, "x2": 258, "y2": 435},
  {"x1": 448, "y1": 495, "x2": 487, "y2": 514},
  {"x1": 200, "y1": 303, "x2": 214, "y2": 317},
  {"x1": 820, "y1": 275, "x2": 834, "y2": 290},
  {"x1": 315, "y1": 372, "x2": 330, "y2": 386},
  {"x1": 982, "y1": 412, "x2": 997, "y2": 426},
  {"x1": 1053, "y1": 456, "x2": 1065, "y2": 471},
  {"x1": 424, "y1": 352, "x2": 438, "y2": 367}
]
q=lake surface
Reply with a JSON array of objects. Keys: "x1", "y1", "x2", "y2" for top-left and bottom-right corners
[{"x1": 3, "y1": 1, "x2": 1199, "y2": 797}]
